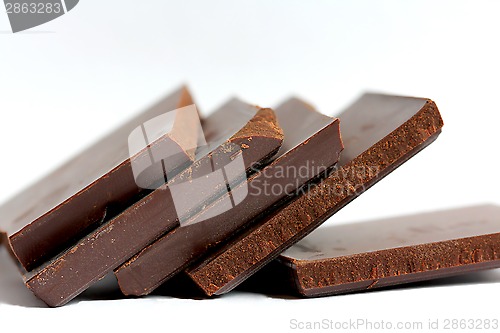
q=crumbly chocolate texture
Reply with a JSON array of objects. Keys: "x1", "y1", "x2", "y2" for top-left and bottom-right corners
[
  {"x1": 24, "y1": 99, "x2": 284, "y2": 307},
  {"x1": 186, "y1": 93, "x2": 444, "y2": 296},
  {"x1": 114, "y1": 98, "x2": 343, "y2": 296},
  {"x1": 0, "y1": 86, "x2": 197, "y2": 271},
  {"x1": 255, "y1": 205, "x2": 500, "y2": 297}
]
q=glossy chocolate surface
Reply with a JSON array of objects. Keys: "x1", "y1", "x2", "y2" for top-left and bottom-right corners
[
  {"x1": 114, "y1": 98, "x2": 343, "y2": 296},
  {"x1": 0, "y1": 87, "x2": 197, "y2": 270},
  {"x1": 24, "y1": 99, "x2": 284, "y2": 307}
]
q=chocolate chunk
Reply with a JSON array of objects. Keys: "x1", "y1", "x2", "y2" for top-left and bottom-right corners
[
  {"x1": 23, "y1": 99, "x2": 284, "y2": 307},
  {"x1": 250, "y1": 205, "x2": 500, "y2": 297},
  {"x1": 0, "y1": 87, "x2": 198, "y2": 271},
  {"x1": 186, "y1": 93, "x2": 444, "y2": 296},
  {"x1": 114, "y1": 98, "x2": 343, "y2": 296}
]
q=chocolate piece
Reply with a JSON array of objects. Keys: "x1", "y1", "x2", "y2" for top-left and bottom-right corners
[
  {"x1": 114, "y1": 98, "x2": 343, "y2": 296},
  {"x1": 186, "y1": 93, "x2": 444, "y2": 296},
  {"x1": 252, "y1": 205, "x2": 500, "y2": 297},
  {"x1": 0, "y1": 87, "x2": 198, "y2": 271},
  {"x1": 24, "y1": 99, "x2": 284, "y2": 307}
]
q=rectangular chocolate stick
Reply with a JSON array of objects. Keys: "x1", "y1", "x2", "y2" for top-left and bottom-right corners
[
  {"x1": 24, "y1": 99, "x2": 284, "y2": 307},
  {"x1": 186, "y1": 93, "x2": 444, "y2": 296},
  {"x1": 114, "y1": 98, "x2": 343, "y2": 296},
  {"x1": 0, "y1": 87, "x2": 199, "y2": 271},
  {"x1": 250, "y1": 205, "x2": 500, "y2": 297}
]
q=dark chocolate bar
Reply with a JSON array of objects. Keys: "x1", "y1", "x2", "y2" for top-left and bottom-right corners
[
  {"x1": 186, "y1": 93, "x2": 444, "y2": 296},
  {"x1": 250, "y1": 205, "x2": 500, "y2": 297},
  {"x1": 114, "y1": 98, "x2": 343, "y2": 296},
  {"x1": 0, "y1": 87, "x2": 198, "y2": 270},
  {"x1": 23, "y1": 99, "x2": 284, "y2": 307}
]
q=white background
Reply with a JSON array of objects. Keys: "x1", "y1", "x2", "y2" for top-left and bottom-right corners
[{"x1": 1, "y1": 1, "x2": 500, "y2": 332}]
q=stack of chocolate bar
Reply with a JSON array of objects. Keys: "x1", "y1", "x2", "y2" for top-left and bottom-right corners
[{"x1": 0, "y1": 87, "x2": 498, "y2": 307}]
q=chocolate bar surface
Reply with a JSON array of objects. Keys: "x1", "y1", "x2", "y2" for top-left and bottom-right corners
[
  {"x1": 186, "y1": 93, "x2": 444, "y2": 296},
  {"x1": 259, "y1": 205, "x2": 500, "y2": 297},
  {"x1": 114, "y1": 98, "x2": 343, "y2": 296},
  {"x1": 0, "y1": 87, "x2": 198, "y2": 271},
  {"x1": 24, "y1": 99, "x2": 284, "y2": 307}
]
